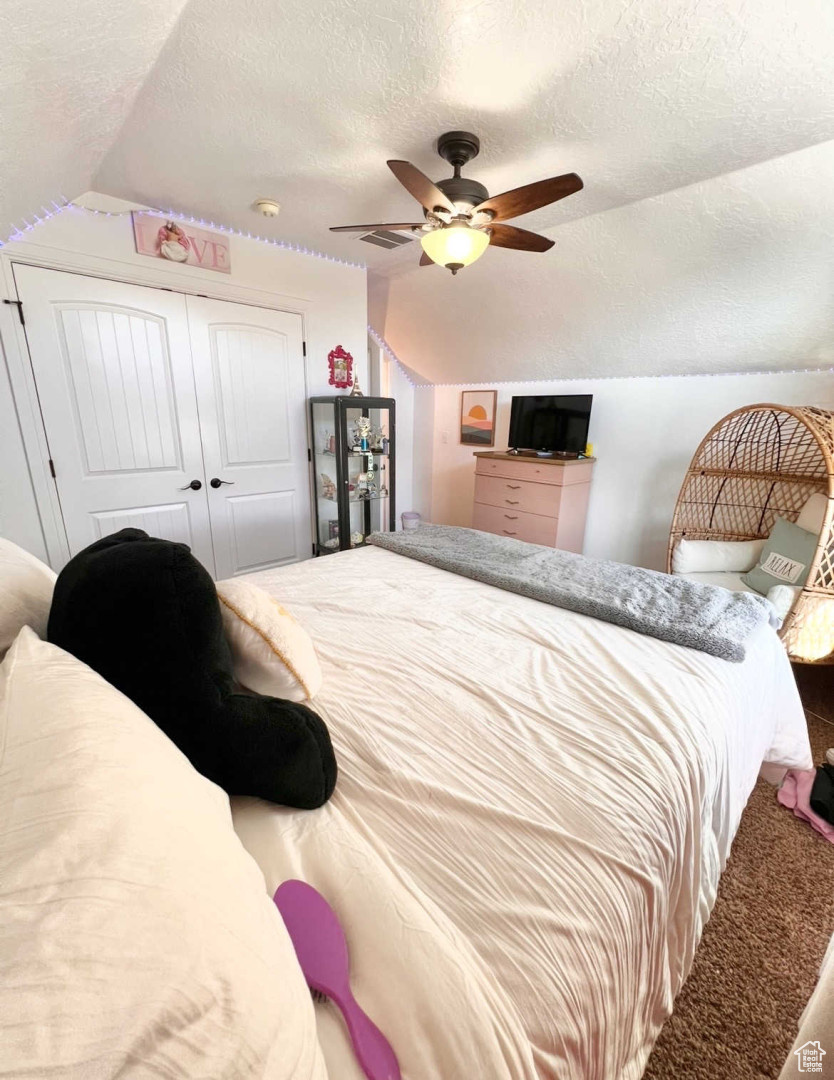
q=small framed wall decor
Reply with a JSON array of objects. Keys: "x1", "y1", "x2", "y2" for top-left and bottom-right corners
[
  {"x1": 460, "y1": 389, "x2": 497, "y2": 446},
  {"x1": 327, "y1": 345, "x2": 354, "y2": 389},
  {"x1": 132, "y1": 212, "x2": 231, "y2": 273}
]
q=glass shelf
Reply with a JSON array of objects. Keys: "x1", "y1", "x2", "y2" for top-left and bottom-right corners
[
  {"x1": 317, "y1": 448, "x2": 389, "y2": 457},
  {"x1": 320, "y1": 493, "x2": 390, "y2": 503}
]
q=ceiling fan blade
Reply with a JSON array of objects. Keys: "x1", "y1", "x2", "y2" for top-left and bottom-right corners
[
  {"x1": 419, "y1": 251, "x2": 434, "y2": 266},
  {"x1": 473, "y1": 173, "x2": 583, "y2": 222},
  {"x1": 387, "y1": 160, "x2": 456, "y2": 214},
  {"x1": 487, "y1": 224, "x2": 555, "y2": 252},
  {"x1": 329, "y1": 223, "x2": 424, "y2": 233}
]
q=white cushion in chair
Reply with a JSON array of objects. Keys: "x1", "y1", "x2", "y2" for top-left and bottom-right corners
[
  {"x1": 672, "y1": 539, "x2": 764, "y2": 575},
  {"x1": 797, "y1": 492, "x2": 828, "y2": 534}
]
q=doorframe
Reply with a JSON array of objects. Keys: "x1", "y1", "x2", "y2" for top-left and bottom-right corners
[{"x1": 0, "y1": 246, "x2": 317, "y2": 568}]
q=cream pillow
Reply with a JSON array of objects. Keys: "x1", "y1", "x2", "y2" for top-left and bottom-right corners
[
  {"x1": 0, "y1": 628, "x2": 326, "y2": 1080},
  {"x1": 0, "y1": 537, "x2": 56, "y2": 658},
  {"x1": 672, "y1": 537, "x2": 764, "y2": 575},
  {"x1": 797, "y1": 491, "x2": 828, "y2": 534},
  {"x1": 216, "y1": 578, "x2": 323, "y2": 701}
]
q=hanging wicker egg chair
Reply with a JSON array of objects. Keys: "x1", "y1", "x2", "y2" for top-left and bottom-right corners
[{"x1": 667, "y1": 403, "x2": 834, "y2": 664}]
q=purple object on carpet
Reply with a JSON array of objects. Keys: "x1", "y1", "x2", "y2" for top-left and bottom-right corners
[{"x1": 273, "y1": 879, "x2": 401, "y2": 1080}]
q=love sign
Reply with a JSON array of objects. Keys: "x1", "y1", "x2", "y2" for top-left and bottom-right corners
[{"x1": 132, "y1": 212, "x2": 231, "y2": 274}]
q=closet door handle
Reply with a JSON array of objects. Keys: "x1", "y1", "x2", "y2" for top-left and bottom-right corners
[
  {"x1": 506, "y1": 484, "x2": 521, "y2": 489},
  {"x1": 180, "y1": 479, "x2": 202, "y2": 491},
  {"x1": 210, "y1": 478, "x2": 235, "y2": 488},
  {"x1": 503, "y1": 530, "x2": 518, "y2": 536},
  {"x1": 504, "y1": 514, "x2": 519, "y2": 520},
  {"x1": 505, "y1": 499, "x2": 519, "y2": 505}
]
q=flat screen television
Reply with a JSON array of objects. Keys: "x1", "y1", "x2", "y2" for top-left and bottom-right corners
[{"x1": 508, "y1": 394, "x2": 592, "y2": 455}]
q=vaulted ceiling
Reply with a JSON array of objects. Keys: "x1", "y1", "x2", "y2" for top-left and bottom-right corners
[{"x1": 3, "y1": 0, "x2": 834, "y2": 378}]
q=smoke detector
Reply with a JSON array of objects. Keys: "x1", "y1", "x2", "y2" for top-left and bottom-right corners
[{"x1": 253, "y1": 198, "x2": 281, "y2": 217}]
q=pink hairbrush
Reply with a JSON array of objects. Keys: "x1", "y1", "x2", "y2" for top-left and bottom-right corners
[{"x1": 273, "y1": 879, "x2": 401, "y2": 1080}]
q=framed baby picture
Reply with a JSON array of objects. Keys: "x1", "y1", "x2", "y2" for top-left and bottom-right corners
[{"x1": 460, "y1": 389, "x2": 497, "y2": 446}]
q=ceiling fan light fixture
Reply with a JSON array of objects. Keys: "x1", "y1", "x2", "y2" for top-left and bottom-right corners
[{"x1": 420, "y1": 225, "x2": 489, "y2": 274}]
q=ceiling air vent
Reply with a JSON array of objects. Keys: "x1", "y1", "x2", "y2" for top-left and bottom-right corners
[{"x1": 358, "y1": 229, "x2": 416, "y2": 250}]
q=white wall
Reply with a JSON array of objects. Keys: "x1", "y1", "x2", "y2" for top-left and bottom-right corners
[
  {"x1": 387, "y1": 359, "x2": 413, "y2": 521},
  {"x1": 0, "y1": 194, "x2": 368, "y2": 559},
  {"x1": 411, "y1": 386, "x2": 435, "y2": 522},
  {"x1": 428, "y1": 371, "x2": 834, "y2": 570}
]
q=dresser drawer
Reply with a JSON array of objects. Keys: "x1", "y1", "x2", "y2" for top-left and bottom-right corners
[
  {"x1": 475, "y1": 456, "x2": 594, "y2": 486},
  {"x1": 474, "y1": 474, "x2": 561, "y2": 518},
  {"x1": 472, "y1": 503, "x2": 559, "y2": 546}
]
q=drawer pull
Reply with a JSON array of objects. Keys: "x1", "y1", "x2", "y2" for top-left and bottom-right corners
[
  {"x1": 505, "y1": 499, "x2": 519, "y2": 505},
  {"x1": 503, "y1": 530, "x2": 517, "y2": 536},
  {"x1": 504, "y1": 514, "x2": 518, "y2": 520},
  {"x1": 506, "y1": 484, "x2": 521, "y2": 490}
]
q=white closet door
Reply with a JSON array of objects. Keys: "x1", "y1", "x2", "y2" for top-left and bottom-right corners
[
  {"x1": 186, "y1": 295, "x2": 311, "y2": 579},
  {"x1": 14, "y1": 266, "x2": 216, "y2": 572}
]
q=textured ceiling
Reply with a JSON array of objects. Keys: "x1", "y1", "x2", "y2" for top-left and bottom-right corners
[
  {"x1": 0, "y1": 0, "x2": 189, "y2": 233},
  {"x1": 94, "y1": 0, "x2": 834, "y2": 272},
  {"x1": 3, "y1": 0, "x2": 834, "y2": 377}
]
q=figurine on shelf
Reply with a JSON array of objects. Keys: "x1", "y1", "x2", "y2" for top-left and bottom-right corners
[
  {"x1": 320, "y1": 472, "x2": 337, "y2": 500},
  {"x1": 379, "y1": 463, "x2": 388, "y2": 497},
  {"x1": 350, "y1": 532, "x2": 364, "y2": 546},
  {"x1": 349, "y1": 376, "x2": 364, "y2": 398},
  {"x1": 356, "y1": 469, "x2": 376, "y2": 499},
  {"x1": 352, "y1": 415, "x2": 372, "y2": 452},
  {"x1": 370, "y1": 426, "x2": 384, "y2": 451}
]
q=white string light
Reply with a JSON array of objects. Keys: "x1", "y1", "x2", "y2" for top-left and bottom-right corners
[
  {"x1": 411, "y1": 366, "x2": 834, "y2": 388},
  {"x1": 1, "y1": 197, "x2": 366, "y2": 269},
  {"x1": 5, "y1": 201, "x2": 833, "y2": 388}
]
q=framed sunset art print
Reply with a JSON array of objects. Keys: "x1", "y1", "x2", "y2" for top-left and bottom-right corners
[{"x1": 460, "y1": 390, "x2": 497, "y2": 446}]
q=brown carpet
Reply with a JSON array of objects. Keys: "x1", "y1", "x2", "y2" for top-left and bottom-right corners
[{"x1": 644, "y1": 665, "x2": 834, "y2": 1080}]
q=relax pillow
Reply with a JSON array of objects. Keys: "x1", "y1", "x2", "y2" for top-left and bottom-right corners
[
  {"x1": 0, "y1": 537, "x2": 56, "y2": 658},
  {"x1": 672, "y1": 537, "x2": 764, "y2": 575},
  {"x1": 741, "y1": 517, "x2": 819, "y2": 595},
  {"x1": 48, "y1": 528, "x2": 336, "y2": 809},
  {"x1": 0, "y1": 628, "x2": 326, "y2": 1080},
  {"x1": 217, "y1": 578, "x2": 323, "y2": 701}
]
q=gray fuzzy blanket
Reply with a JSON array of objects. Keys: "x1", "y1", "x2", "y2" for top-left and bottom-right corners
[{"x1": 367, "y1": 525, "x2": 776, "y2": 662}]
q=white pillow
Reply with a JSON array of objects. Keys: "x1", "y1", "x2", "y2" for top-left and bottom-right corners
[
  {"x1": 0, "y1": 537, "x2": 56, "y2": 658},
  {"x1": 217, "y1": 579, "x2": 323, "y2": 701},
  {"x1": 797, "y1": 492, "x2": 828, "y2": 534},
  {"x1": 672, "y1": 537, "x2": 764, "y2": 575},
  {"x1": 0, "y1": 628, "x2": 326, "y2": 1080}
]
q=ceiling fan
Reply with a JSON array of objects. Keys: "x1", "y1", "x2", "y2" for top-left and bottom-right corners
[{"x1": 330, "y1": 131, "x2": 583, "y2": 274}]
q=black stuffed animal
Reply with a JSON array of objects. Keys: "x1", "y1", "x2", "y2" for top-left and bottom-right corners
[{"x1": 48, "y1": 529, "x2": 336, "y2": 809}]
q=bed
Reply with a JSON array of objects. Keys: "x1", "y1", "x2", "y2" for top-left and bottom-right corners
[{"x1": 230, "y1": 545, "x2": 813, "y2": 1080}]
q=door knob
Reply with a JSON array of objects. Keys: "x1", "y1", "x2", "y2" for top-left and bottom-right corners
[
  {"x1": 210, "y1": 478, "x2": 235, "y2": 488},
  {"x1": 180, "y1": 479, "x2": 202, "y2": 491}
]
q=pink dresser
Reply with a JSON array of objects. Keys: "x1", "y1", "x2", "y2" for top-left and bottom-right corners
[{"x1": 471, "y1": 452, "x2": 595, "y2": 553}]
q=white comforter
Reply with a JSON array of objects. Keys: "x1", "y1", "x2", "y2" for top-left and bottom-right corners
[{"x1": 233, "y1": 547, "x2": 812, "y2": 1080}]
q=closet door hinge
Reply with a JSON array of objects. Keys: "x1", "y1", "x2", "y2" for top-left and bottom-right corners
[
  {"x1": 307, "y1": 448, "x2": 312, "y2": 462},
  {"x1": 312, "y1": 543, "x2": 316, "y2": 557},
  {"x1": 2, "y1": 298, "x2": 24, "y2": 326},
  {"x1": 48, "y1": 459, "x2": 56, "y2": 479},
  {"x1": 302, "y1": 341, "x2": 307, "y2": 357}
]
